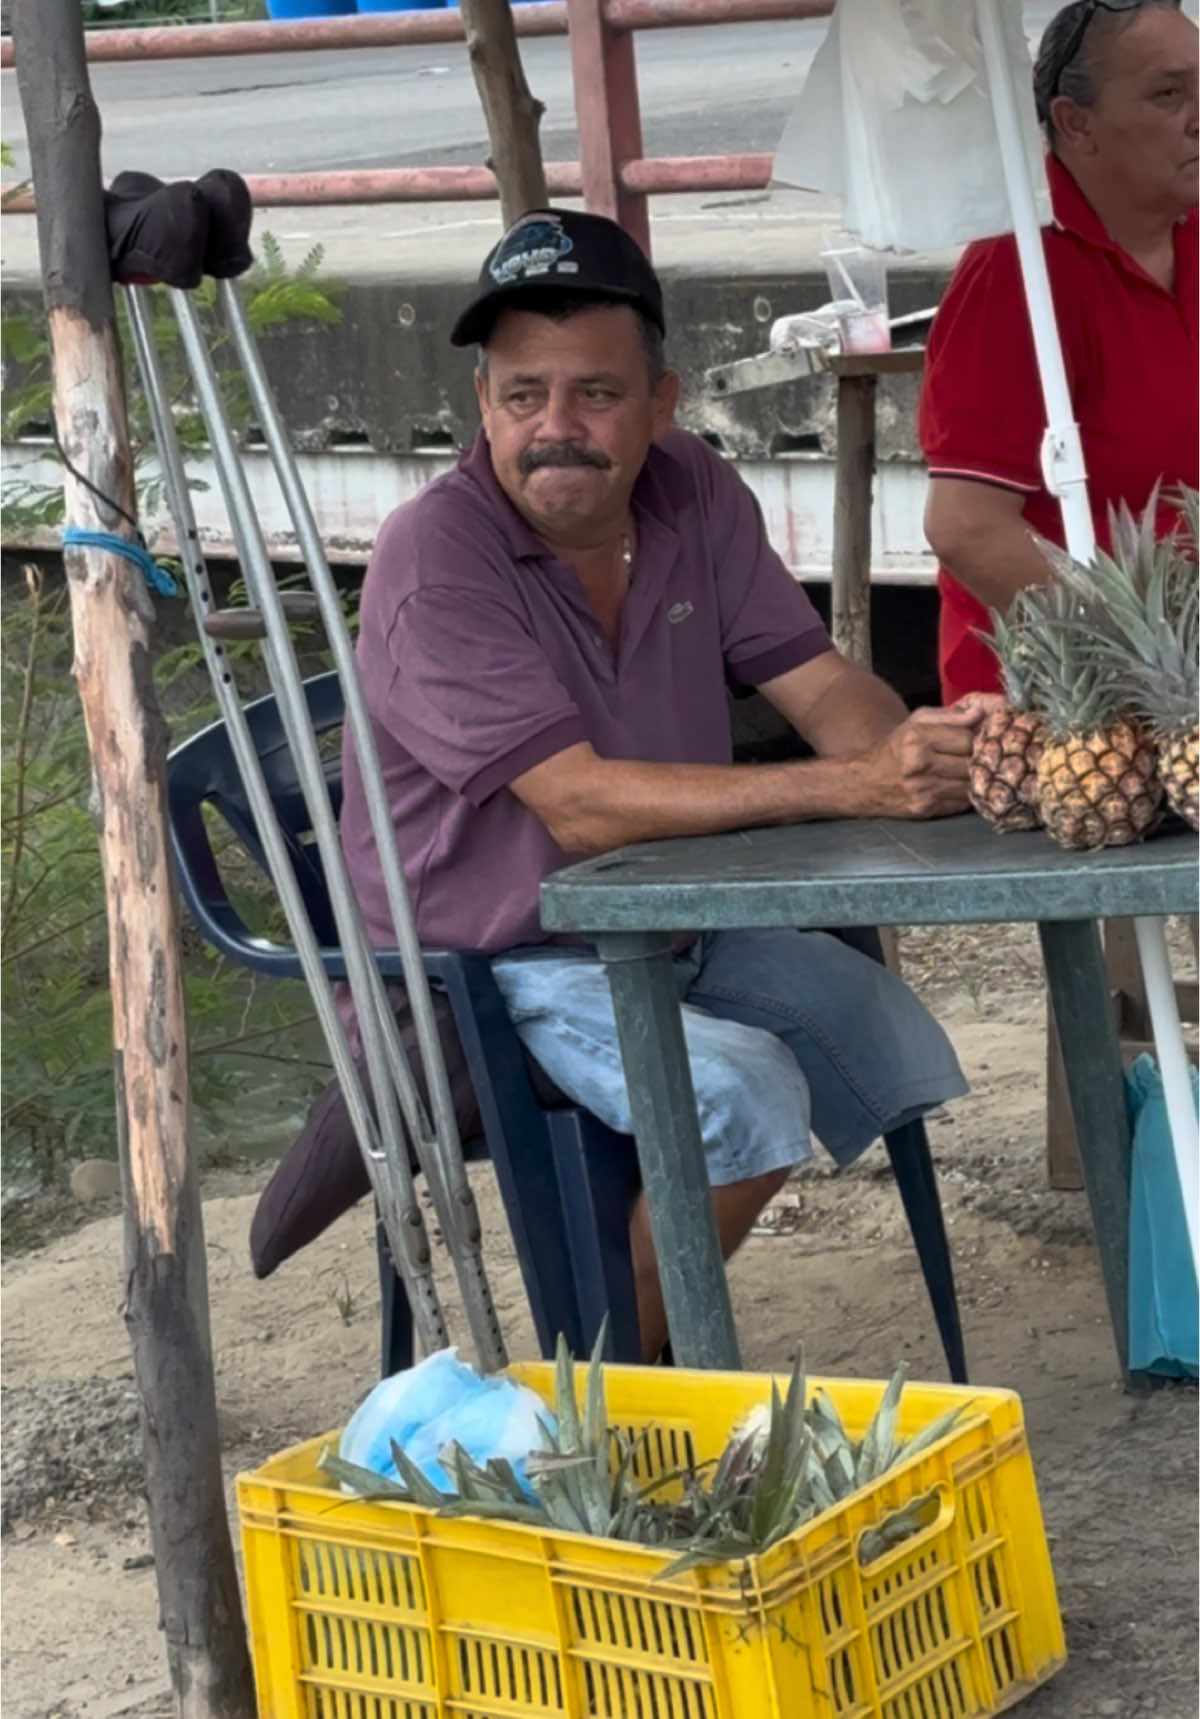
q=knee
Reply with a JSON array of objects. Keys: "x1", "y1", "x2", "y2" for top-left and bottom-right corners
[{"x1": 697, "y1": 1028, "x2": 810, "y2": 1128}]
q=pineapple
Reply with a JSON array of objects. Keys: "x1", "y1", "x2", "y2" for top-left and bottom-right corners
[
  {"x1": 969, "y1": 593, "x2": 1047, "y2": 832},
  {"x1": 1022, "y1": 581, "x2": 1164, "y2": 851},
  {"x1": 1112, "y1": 554, "x2": 1198, "y2": 831},
  {"x1": 1037, "y1": 489, "x2": 1198, "y2": 834},
  {"x1": 1158, "y1": 490, "x2": 1200, "y2": 829}
]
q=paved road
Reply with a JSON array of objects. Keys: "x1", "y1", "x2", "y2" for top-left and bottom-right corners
[
  {"x1": 0, "y1": 4, "x2": 1077, "y2": 282},
  {"x1": 3, "y1": 9, "x2": 1071, "y2": 180}
]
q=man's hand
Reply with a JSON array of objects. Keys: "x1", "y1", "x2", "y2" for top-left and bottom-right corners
[{"x1": 854, "y1": 695, "x2": 1000, "y2": 819}]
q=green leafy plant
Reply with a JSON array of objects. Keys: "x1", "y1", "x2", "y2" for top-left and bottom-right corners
[
  {"x1": 0, "y1": 566, "x2": 330, "y2": 1190},
  {"x1": 1, "y1": 243, "x2": 346, "y2": 1194},
  {"x1": 1, "y1": 139, "x2": 32, "y2": 211},
  {"x1": 2, "y1": 232, "x2": 343, "y2": 538}
]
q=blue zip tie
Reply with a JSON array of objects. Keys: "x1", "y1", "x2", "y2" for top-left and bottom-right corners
[{"x1": 61, "y1": 526, "x2": 179, "y2": 598}]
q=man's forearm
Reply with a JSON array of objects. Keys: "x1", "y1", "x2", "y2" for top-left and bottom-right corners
[
  {"x1": 535, "y1": 751, "x2": 881, "y2": 856},
  {"x1": 786, "y1": 663, "x2": 907, "y2": 755}
]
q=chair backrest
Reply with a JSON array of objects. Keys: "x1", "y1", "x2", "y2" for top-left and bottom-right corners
[{"x1": 166, "y1": 670, "x2": 345, "y2": 966}]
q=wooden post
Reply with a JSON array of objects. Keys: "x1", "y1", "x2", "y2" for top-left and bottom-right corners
[
  {"x1": 830, "y1": 372, "x2": 877, "y2": 670},
  {"x1": 567, "y1": 0, "x2": 651, "y2": 254},
  {"x1": 12, "y1": 3, "x2": 255, "y2": 1713},
  {"x1": 459, "y1": 0, "x2": 548, "y2": 226}
]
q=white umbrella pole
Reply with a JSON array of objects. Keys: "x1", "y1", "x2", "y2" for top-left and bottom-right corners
[
  {"x1": 975, "y1": 0, "x2": 1094, "y2": 564},
  {"x1": 976, "y1": 0, "x2": 1198, "y2": 1278},
  {"x1": 1134, "y1": 916, "x2": 1200, "y2": 1273}
]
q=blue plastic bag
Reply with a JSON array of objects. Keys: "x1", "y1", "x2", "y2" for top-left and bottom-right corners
[
  {"x1": 1126, "y1": 1052, "x2": 1199, "y2": 1379},
  {"x1": 338, "y1": 1349, "x2": 553, "y2": 1497}
]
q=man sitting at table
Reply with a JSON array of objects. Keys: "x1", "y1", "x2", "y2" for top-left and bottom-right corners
[
  {"x1": 321, "y1": 209, "x2": 993, "y2": 1360},
  {"x1": 920, "y1": 0, "x2": 1197, "y2": 704}
]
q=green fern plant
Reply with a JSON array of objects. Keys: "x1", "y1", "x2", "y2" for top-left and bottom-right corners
[
  {"x1": 0, "y1": 567, "x2": 331, "y2": 1192},
  {"x1": 1, "y1": 231, "x2": 343, "y2": 537},
  {"x1": 1, "y1": 240, "x2": 346, "y2": 1195}
]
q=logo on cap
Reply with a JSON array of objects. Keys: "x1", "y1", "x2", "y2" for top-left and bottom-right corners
[{"x1": 489, "y1": 215, "x2": 575, "y2": 287}]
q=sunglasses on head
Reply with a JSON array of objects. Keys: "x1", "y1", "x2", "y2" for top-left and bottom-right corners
[{"x1": 1038, "y1": 0, "x2": 1183, "y2": 118}]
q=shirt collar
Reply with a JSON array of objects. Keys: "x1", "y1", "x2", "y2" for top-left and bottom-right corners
[
  {"x1": 1047, "y1": 150, "x2": 1199, "y2": 309},
  {"x1": 1046, "y1": 152, "x2": 1116, "y2": 250},
  {"x1": 458, "y1": 427, "x2": 692, "y2": 559}
]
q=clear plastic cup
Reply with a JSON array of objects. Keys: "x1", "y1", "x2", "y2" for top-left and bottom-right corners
[{"x1": 820, "y1": 245, "x2": 891, "y2": 355}]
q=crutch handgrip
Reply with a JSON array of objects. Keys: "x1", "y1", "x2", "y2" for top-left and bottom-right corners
[{"x1": 203, "y1": 592, "x2": 322, "y2": 640}]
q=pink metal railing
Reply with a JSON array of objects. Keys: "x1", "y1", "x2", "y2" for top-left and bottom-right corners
[{"x1": 1, "y1": 0, "x2": 834, "y2": 254}]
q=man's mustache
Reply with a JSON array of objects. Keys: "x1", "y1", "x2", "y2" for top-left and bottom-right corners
[{"x1": 519, "y1": 442, "x2": 613, "y2": 477}]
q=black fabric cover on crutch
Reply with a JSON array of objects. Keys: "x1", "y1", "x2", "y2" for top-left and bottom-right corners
[{"x1": 106, "y1": 168, "x2": 253, "y2": 288}]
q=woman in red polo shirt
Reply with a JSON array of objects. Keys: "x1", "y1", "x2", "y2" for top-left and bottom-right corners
[{"x1": 920, "y1": 0, "x2": 1198, "y2": 704}]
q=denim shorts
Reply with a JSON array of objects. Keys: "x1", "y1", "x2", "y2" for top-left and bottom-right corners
[{"x1": 491, "y1": 929, "x2": 968, "y2": 1188}]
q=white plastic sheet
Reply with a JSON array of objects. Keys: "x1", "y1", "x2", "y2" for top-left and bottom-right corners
[{"x1": 773, "y1": 0, "x2": 1050, "y2": 253}]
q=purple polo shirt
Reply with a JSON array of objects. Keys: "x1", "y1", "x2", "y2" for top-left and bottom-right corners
[{"x1": 340, "y1": 428, "x2": 831, "y2": 954}]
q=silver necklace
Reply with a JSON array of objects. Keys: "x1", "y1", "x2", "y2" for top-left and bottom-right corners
[{"x1": 619, "y1": 533, "x2": 633, "y2": 574}]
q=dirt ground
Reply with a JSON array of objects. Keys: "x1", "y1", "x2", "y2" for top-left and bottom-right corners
[{"x1": 2, "y1": 921, "x2": 1197, "y2": 1719}]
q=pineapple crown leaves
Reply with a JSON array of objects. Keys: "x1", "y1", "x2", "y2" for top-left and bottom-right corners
[
  {"x1": 1019, "y1": 597, "x2": 1131, "y2": 739},
  {"x1": 978, "y1": 582, "x2": 1103, "y2": 737},
  {"x1": 1029, "y1": 488, "x2": 1198, "y2": 734},
  {"x1": 855, "y1": 1363, "x2": 907, "y2": 1486},
  {"x1": 1168, "y1": 482, "x2": 1200, "y2": 559},
  {"x1": 321, "y1": 1347, "x2": 982, "y2": 1583},
  {"x1": 525, "y1": 1323, "x2": 616, "y2": 1537},
  {"x1": 748, "y1": 1353, "x2": 811, "y2": 1552},
  {"x1": 976, "y1": 599, "x2": 1044, "y2": 712}
]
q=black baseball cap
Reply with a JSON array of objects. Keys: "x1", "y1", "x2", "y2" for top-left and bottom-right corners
[{"x1": 450, "y1": 208, "x2": 666, "y2": 347}]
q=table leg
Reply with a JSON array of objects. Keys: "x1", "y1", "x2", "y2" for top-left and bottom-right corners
[
  {"x1": 1037, "y1": 919, "x2": 1137, "y2": 1385},
  {"x1": 595, "y1": 932, "x2": 741, "y2": 1371}
]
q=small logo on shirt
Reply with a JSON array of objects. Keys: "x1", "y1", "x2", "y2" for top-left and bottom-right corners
[{"x1": 667, "y1": 601, "x2": 694, "y2": 625}]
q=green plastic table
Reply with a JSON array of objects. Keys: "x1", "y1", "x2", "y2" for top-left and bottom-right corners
[{"x1": 540, "y1": 815, "x2": 1199, "y2": 1382}]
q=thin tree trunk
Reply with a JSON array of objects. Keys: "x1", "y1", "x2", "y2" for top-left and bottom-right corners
[
  {"x1": 460, "y1": 0, "x2": 548, "y2": 225},
  {"x1": 11, "y1": 2, "x2": 255, "y2": 1712}
]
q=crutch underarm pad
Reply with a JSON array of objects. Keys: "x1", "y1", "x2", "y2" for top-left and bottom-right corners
[{"x1": 105, "y1": 168, "x2": 253, "y2": 288}]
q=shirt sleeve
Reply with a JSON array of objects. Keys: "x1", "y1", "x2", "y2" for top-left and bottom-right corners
[
  {"x1": 689, "y1": 436, "x2": 833, "y2": 685},
  {"x1": 359, "y1": 515, "x2": 586, "y2": 807},
  {"x1": 919, "y1": 235, "x2": 1056, "y2": 495}
]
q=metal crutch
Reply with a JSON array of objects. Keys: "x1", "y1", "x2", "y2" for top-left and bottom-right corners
[
  {"x1": 213, "y1": 278, "x2": 506, "y2": 1366},
  {"x1": 125, "y1": 285, "x2": 454, "y2": 1363},
  {"x1": 162, "y1": 291, "x2": 479, "y2": 1357},
  {"x1": 167, "y1": 289, "x2": 507, "y2": 1369}
]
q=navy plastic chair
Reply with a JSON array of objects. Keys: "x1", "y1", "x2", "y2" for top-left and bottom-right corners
[{"x1": 166, "y1": 671, "x2": 967, "y2": 1383}]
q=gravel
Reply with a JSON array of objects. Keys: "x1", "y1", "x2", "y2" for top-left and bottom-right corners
[{"x1": 1, "y1": 1377, "x2": 145, "y2": 1531}]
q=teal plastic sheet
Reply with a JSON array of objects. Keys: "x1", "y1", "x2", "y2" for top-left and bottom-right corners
[{"x1": 1127, "y1": 1052, "x2": 1199, "y2": 1379}]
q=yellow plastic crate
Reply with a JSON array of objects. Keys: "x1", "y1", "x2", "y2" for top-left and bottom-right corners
[{"x1": 237, "y1": 1363, "x2": 1065, "y2": 1719}]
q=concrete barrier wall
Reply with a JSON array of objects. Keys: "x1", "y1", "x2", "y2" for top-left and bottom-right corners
[
  {"x1": 3, "y1": 268, "x2": 949, "y2": 583},
  {"x1": 2, "y1": 266, "x2": 945, "y2": 458}
]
